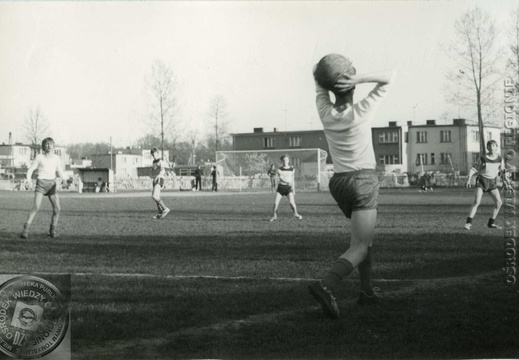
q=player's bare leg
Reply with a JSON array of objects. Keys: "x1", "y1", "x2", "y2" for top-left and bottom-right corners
[
  {"x1": 287, "y1": 193, "x2": 302, "y2": 219},
  {"x1": 465, "y1": 187, "x2": 483, "y2": 230},
  {"x1": 487, "y1": 189, "x2": 503, "y2": 228},
  {"x1": 47, "y1": 194, "x2": 61, "y2": 237},
  {"x1": 20, "y1": 192, "x2": 44, "y2": 238},
  {"x1": 270, "y1": 193, "x2": 282, "y2": 221}
]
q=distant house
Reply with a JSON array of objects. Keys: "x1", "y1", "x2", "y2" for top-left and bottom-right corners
[
  {"x1": 232, "y1": 127, "x2": 332, "y2": 164},
  {"x1": 0, "y1": 142, "x2": 70, "y2": 177},
  {"x1": 91, "y1": 148, "x2": 170, "y2": 178},
  {"x1": 406, "y1": 119, "x2": 501, "y2": 175},
  {"x1": 372, "y1": 121, "x2": 409, "y2": 173},
  {"x1": 0, "y1": 143, "x2": 31, "y2": 169}
]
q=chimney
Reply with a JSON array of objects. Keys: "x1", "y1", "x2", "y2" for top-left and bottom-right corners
[
  {"x1": 273, "y1": 128, "x2": 277, "y2": 132},
  {"x1": 453, "y1": 118, "x2": 466, "y2": 126},
  {"x1": 253, "y1": 127, "x2": 263, "y2": 133},
  {"x1": 388, "y1": 121, "x2": 397, "y2": 127},
  {"x1": 426, "y1": 119, "x2": 436, "y2": 125}
]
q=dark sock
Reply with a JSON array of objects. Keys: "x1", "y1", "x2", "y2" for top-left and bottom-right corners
[
  {"x1": 321, "y1": 258, "x2": 354, "y2": 290},
  {"x1": 488, "y1": 218, "x2": 495, "y2": 227},
  {"x1": 358, "y1": 247, "x2": 373, "y2": 295},
  {"x1": 466, "y1": 217, "x2": 473, "y2": 224}
]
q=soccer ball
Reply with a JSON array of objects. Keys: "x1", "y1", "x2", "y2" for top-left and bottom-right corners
[{"x1": 314, "y1": 54, "x2": 356, "y2": 91}]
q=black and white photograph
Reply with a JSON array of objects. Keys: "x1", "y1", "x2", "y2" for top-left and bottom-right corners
[{"x1": 0, "y1": 0, "x2": 518, "y2": 359}]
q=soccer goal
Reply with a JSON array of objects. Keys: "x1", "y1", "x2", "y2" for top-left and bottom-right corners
[{"x1": 216, "y1": 148, "x2": 329, "y2": 191}]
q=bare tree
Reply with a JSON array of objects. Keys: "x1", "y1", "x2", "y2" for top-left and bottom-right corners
[
  {"x1": 506, "y1": 7, "x2": 519, "y2": 94},
  {"x1": 207, "y1": 95, "x2": 231, "y2": 155},
  {"x1": 145, "y1": 60, "x2": 180, "y2": 160},
  {"x1": 23, "y1": 107, "x2": 49, "y2": 159},
  {"x1": 444, "y1": 7, "x2": 502, "y2": 155}
]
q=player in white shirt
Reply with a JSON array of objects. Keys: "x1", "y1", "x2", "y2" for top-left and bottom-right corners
[
  {"x1": 150, "y1": 147, "x2": 170, "y2": 219},
  {"x1": 20, "y1": 137, "x2": 66, "y2": 239},
  {"x1": 308, "y1": 54, "x2": 394, "y2": 318},
  {"x1": 464, "y1": 140, "x2": 509, "y2": 230},
  {"x1": 270, "y1": 155, "x2": 303, "y2": 221}
]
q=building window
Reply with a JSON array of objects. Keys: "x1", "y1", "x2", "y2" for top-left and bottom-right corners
[
  {"x1": 472, "y1": 152, "x2": 480, "y2": 164},
  {"x1": 180, "y1": 169, "x2": 189, "y2": 176},
  {"x1": 440, "y1": 153, "x2": 452, "y2": 165},
  {"x1": 440, "y1": 130, "x2": 451, "y2": 143},
  {"x1": 264, "y1": 137, "x2": 275, "y2": 148},
  {"x1": 379, "y1": 132, "x2": 399, "y2": 144},
  {"x1": 380, "y1": 155, "x2": 399, "y2": 165},
  {"x1": 289, "y1": 136, "x2": 302, "y2": 148},
  {"x1": 416, "y1": 153, "x2": 428, "y2": 165},
  {"x1": 472, "y1": 130, "x2": 479, "y2": 142},
  {"x1": 54, "y1": 149, "x2": 62, "y2": 155},
  {"x1": 417, "y1": 131, "x2": 427, "y2": 143},
  {"x1": 430, "y1": 153, "x2": 435, "y2": 165}
]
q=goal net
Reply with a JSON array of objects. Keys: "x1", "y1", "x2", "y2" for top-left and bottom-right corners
[{"x1": 216, "y1": 148, "x2": 329, "y2": 191}]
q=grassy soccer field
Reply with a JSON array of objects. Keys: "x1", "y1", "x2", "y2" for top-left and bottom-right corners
[{"x1": 0, "y1": 188, "x2": 517, "y2": 359}]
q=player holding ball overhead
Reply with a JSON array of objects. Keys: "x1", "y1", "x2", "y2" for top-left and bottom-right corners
[{"x1": 308, "y1": 54, "x2": 395, "y2": 318}]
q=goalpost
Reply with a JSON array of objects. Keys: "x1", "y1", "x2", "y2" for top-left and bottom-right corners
[{"x1": 216, "y1": 148, "x2": 329, "y2": 191}]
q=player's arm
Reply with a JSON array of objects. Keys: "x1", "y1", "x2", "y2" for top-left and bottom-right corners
[
  {"x1": 335, "y1": 70, "x2": 395, "y2": 93},
  {"x1": 25, "y1": 156, "x2": 39, "y2": 181},
  {"x1": 466, "y1": 160, "x2": 481, "y2": 188},
  {"x1": 56, "y1": 158, "x2": 66, "y2": 181}
]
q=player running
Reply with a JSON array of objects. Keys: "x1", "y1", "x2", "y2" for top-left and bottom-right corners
[
  {"x1": 20, "y1": 137, "x2": 66, "y2": 239},
  {"x1": 464, "y1": 140, "x2": 511, "y2": 230},
  {"x1": 150, "y1": 147, "x2": 170, "y2": 219},
  {"x1": 270, "y1": 155, "x2": 303, "y2": 221}
]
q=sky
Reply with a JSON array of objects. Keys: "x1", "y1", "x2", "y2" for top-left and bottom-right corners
[{"x1": 0, "y1": 0, "x2": 517, "y2": 147}]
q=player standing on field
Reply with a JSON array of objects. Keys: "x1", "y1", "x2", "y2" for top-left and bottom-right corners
[
  {"x1": 270, "y1": 155, "x2": 303, "y2": 221},
  {"x1": 464, "y1": 140, "x2": 511, "y2": 230},
  {"x1": 150, "y1": 147, "x2": 170, "y2": 219},
  {"x1": 20, "y1": 137, "x2": 66, "y2": 239},
  {"x1": 308, "y1": 54, "x2": 395, "y2": 318},
  {"x1": 267, "y1": 164, "x2": 277, "y2": 192}
]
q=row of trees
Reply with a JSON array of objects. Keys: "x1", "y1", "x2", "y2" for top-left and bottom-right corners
[{"x1": 21, "y1": 6, "x2": 519, "y2": 163}]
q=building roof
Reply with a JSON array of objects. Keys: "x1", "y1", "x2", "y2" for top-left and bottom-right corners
[{"x1": 232, "y1": 129, "x2": 325, "y2": 136}]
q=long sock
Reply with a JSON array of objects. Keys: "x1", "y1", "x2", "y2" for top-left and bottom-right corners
[
  {"x1": 158, "y1": 200, "x2": 168, "y2": 211},
  {"x1": 488, "y1": 218, "x2": 495, "y2": 227},
  {"x1": 358, "y1": 247, "x2": 373, "y2": 295},
  {"x1": 466, "y1": 217, "x2": 473, "y2": 224},
  {"x1": 321, "y1": 258, "x2": 354, "y2": 290}
]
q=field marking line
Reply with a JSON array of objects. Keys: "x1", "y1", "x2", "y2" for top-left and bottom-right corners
[
  {"x1": 35, "y1": 272, "x2": 405, "y2": 283},
  {"x1": 75, "y1": 270, "x2": 501, "y2": 359}
]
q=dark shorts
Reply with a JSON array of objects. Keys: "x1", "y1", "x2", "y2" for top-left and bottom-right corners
[
  {"x1": 476, "y1": 175, "x2": 497, "y2": 193},
  {"x1": 277, "y1": 184, "x2": 293, "y2": 196},
  {"x1": 35, "y1": 179, "x2": 57, "y2": 196},
  {"x1": 329, "y1": 169, "x2": 379, "y2": 219},
  {"x1": 153, "y1": 177, "x2": 165, "y2": 188}
]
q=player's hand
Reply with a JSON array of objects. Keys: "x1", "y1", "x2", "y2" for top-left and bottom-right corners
[
  {"x1": 465, "y1": 181, "x2": 471, "y2": 188},
  {"x1": 334, "y1": 73, "x2": 358, "y2": 92}
]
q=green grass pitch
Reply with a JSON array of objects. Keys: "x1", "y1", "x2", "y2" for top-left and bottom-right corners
[{"x1": 0, "y1": 188, "x2": 517, "y2": 359}]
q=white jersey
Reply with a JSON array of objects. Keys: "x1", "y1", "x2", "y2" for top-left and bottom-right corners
[
  {"x1": 316, "y1": 79, "x2": 392, "y2": 173},
  {"x1": 472, "y1": 154, "x2": 504, "y2": 179},
  {"x1": 277, "y1": 166, "x2": 294, "y2": 186},
  {"x1": 26, "y1": 153, "x2": 65, "y2": 180}
]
